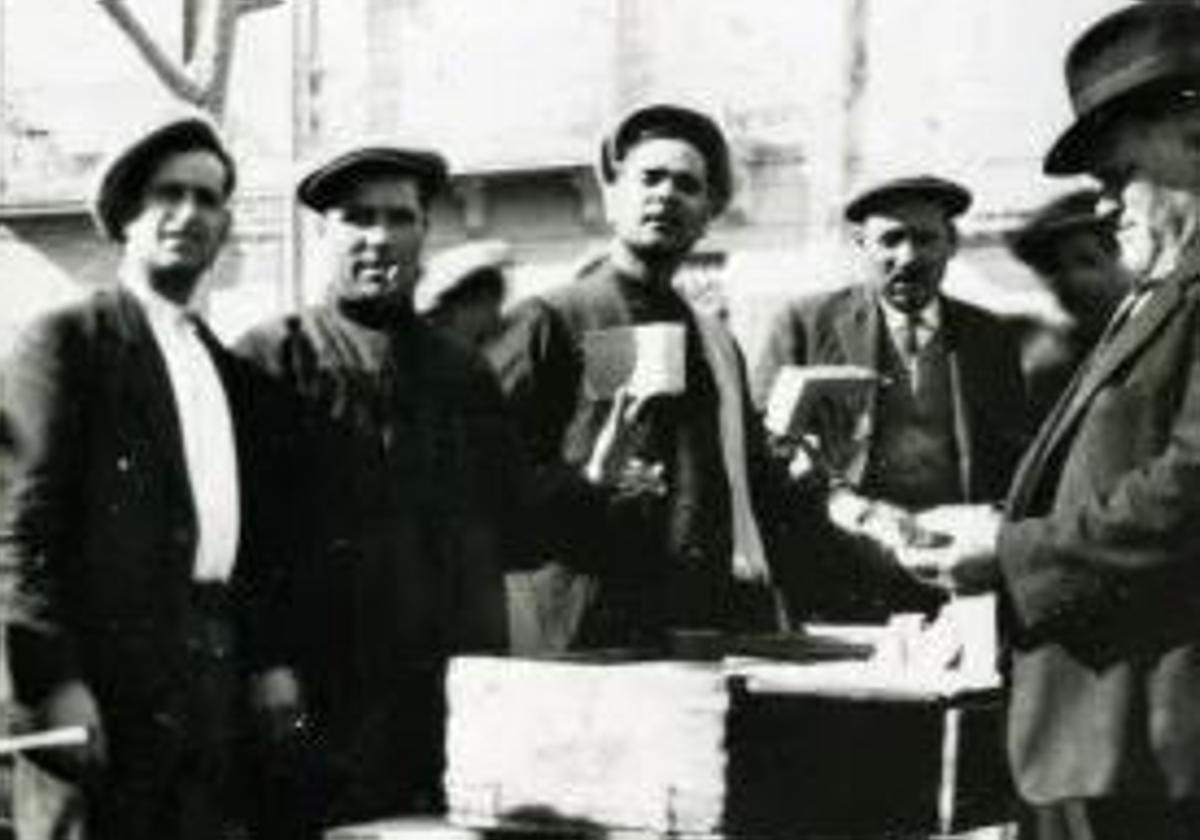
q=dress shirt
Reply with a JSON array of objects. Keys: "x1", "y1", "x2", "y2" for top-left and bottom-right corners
[
  {"x1": 880, "y1": 296, "x2": 942, "y2": 357},
  {"x1": 127, "y1": 275, "x2": 241, "y2": 582}
]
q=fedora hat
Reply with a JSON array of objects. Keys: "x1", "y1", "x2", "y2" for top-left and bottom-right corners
[
  {"x1": 598, "y1": 103, "x2": 733, "y2": 215},
  {"x1": 843, "y1": 174, "x2": 972, "y2": 223},
  {"x1": 1045, "y1": 2, "x2": 1200, "y2": 175}
]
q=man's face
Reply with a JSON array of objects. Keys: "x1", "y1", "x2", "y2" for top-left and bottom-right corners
[
  {"x1": 122, "y1": 149, "x2": 231, "y2": 302},
  {"x1": 322, "y1": 174, "x2": 428, "y2": 309},
  {"x1": 605, "y1": 137, "x2": 713, "y2": 261},
  {"x1": 1095, "y1": 95, "x2": 1200, "y2": 280},
  {"x1": 856, "y1": 199, "x2": 956, "y2": 313}
]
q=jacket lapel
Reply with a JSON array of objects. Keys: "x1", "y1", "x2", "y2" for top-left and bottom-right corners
[
  {"x1": 111, "y1": 289, "x2": 191, "y2": 488},
  {"x1": 1010, "y1": 280, "x2": 1185, "y2": 513},
  {"x1": 833, "y1": 287, "x2": 881, "y2": 485}
]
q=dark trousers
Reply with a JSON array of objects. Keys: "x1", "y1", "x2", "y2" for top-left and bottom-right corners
[
  {"x1": 1023, "y1": 798, "x2": 1200, "y2": 840},
  {"x1": 248, "y1": 664, "x2": 446, "y2": 840},
  {"x1": 90, "y1": 586, "x2": 240, "y2": 840}
]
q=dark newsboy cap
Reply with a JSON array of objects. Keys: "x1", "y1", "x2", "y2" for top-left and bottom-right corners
[
  {"x1": 598, "y1": 103, "x2": 733, "y2": 215},
  {"x1": 1007, "y1": 188, "x2": 1111, "y2": 268},
  {"x1": 92, "y1": 115, "x2": 236, "y2": 243},
  {"x1": 844, "y1": 175, "x2": 972, "y2": 223},
  {"x1": 297, "y1": 145, "x2": 449, "y2": 212},
  {"x1": 1045, "y1": 2, "x2": 1200, "y2": 175}
]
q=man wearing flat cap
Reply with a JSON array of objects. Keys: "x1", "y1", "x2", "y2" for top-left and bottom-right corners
[
  {"x1": 236, "y1": 143, "x2": 521, "y2": 836},
  {"x1": 941, "y1": 3, "x2": 1200, "y2": 837},
  {"x1": 1007, "y1": 189, "x2": 1128, "y2": 420},
  {"x1": 489, "y1": 104, "x2": 930, "y2": 650},
  {"x1": 0, "y1": 115, "x2": 298, "y2": 840},
  {"x1": 417, "y1": 238, "x2": 513, "y2": 351},
  {"x1": 750, "y1": 174, "x2": 1030, "y2": 610}
]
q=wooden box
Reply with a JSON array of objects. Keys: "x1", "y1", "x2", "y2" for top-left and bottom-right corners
[{"x1": 444, "y1": 656, "x2": 1013, "y2": 837}]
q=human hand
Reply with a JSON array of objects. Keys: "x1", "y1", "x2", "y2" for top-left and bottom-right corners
[
  {"x1": 32, "y1": 680, "x2": 106, "y2": 783},
  {"x1": 585, "y1": 390, "x2": 649, "y2": 486},
  {"x1": 897, "y1": 540, "x2": 1000, "y2": 595},
  {"x1": 248, "y1": 667, "x2": 309, "y2": 747}
]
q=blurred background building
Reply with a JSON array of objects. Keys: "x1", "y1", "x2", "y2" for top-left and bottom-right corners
[{"x1": 0, "y1": 0, "x2": 1123, "y2": 357}]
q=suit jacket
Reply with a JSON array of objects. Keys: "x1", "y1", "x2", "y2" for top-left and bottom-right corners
[
  {"x1": 489, "y1": 257, "x2": 941, "y2": 646},
  {"x1": 998, "y1": 273, "x2": 1200, "y2": 803},
  {"x1": 751, "y1": 285, "x2": 1031, "y2": 503},
  {"x1": 0, "y1": 287, "x2": 292, "y2": 712}
]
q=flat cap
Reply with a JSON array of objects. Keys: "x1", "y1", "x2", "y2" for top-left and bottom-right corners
[
  {"x1": 415, "y1": 239, "x2": 513, "y2": 315},
  {"x1": 844, "y1": 174, "x2": 972, "y2": 223},
  {"x1": 92, "y1": 115, "x2": 236, "y2": 242},
  {"x1": 1006, "y1": 188, "x2": 1111, "y2": 267},
  {"x1": 598, "y1": 103, "x2": 733, "y2": 215},
  {"x1": 297, "y1": 145, "x2": 449, "y2": 212}
]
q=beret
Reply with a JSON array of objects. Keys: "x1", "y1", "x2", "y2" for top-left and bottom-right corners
[{"x1": 92, "y1": 115, "x2": 236, "y2": 242}]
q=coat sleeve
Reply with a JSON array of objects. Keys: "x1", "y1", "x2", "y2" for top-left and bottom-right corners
[
  {"x1": 998, "y1": 307, "x2": 1200, "y2": 653},
  {"x1": 0, "y1": 313, "x2": 89, "y2": 704},
  {"x1": 486, "y1": 299, "x2": 638, "y2": 572}
]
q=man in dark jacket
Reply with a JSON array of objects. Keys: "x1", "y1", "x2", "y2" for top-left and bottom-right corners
[
  {"x1": 0, "y1": 115, "x2": 296, "y2": 840},
  {"x1": 236, "y1": 143, "x2": 520, "y2": 835},
  {"x1": 490, "y1": 104, "x2": 939, "y2": 649},
  {"x1": 935, "y1": 4, "x2": 1200, "y2": 837}
]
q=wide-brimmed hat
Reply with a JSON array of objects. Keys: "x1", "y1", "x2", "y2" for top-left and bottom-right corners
[
  {"x1": 92, "y1": 114, "x2": 236, "y2": 242},
  {"x1": 598, "y1": 103, "x2": 733, "y2": 215},
  {"x1": 415, "y1": 239, "x2": 513, "y2": 315},
  {"x1": 1045, "y1": 2, "x2": 1200, "y2": 175},
  {"x1": 843, "y1": 174, "x2": 972, "y2": 223},
  {"x1": 297, "y1": 144, "x2": 449, "y2": 212}
]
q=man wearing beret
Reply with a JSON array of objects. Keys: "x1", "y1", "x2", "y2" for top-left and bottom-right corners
[
  {"x1": 925, "y1": 4, "x2": 1200, "y2": 838},
  {"x1": 0, "y1": 115, "x2": 298, "y2": 840},
  {"x1": 751, "y1": 175, "x2": 1030, "y2": 604},
  {"x1": 236, "y1": 144, "x2": 520, "y2": 835},
  {"x1": 489, "y1": 104, "x2": 936, "y2": 650},
  {"x1": 1007, "y1": 189, "x2": 1128, "y2": 421}
]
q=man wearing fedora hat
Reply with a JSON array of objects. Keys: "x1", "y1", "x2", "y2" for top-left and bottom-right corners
[
  {"x1": 926, "y1": 4, "x2": 1200, "y2": 837},
  {"x1": 489, "y1": 104, "x2": 934, "y2": 650},
  {"x1": 0, "y1": 115, "x2": 298, "y2": 840},
  {"x1": 236, "y1": 143, "x2": 520, "y2": 836},
  {"x1": 751, "y1": 174, "x2": 1030, "y2": 608}
]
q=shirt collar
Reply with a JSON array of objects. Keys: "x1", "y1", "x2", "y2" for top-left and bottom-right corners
[
  {"x1": 123, "y1": 268, "x2": 198, "y2": 329},
  {"x1": 878, "y1": 294, "x2": 942, "y2": 334}
]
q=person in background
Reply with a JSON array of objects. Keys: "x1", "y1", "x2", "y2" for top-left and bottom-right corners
[
  {"x1": 489, "y1": 104, "x2": 938, "y2": 651},
  {"x1": 0, "y1": 114, "x2": 298, "y2": 840},
  {"x1": 1006, "y1": 188, "x2": 1129, "y2": 420},
  {"x1": 236, "y1": 144, "x2": 522, "y2": 837},
  {"x1": 751, "y1": 175, "x2": 1031, "y2": 602},
  {"x1": 416, "y1": 238, "x2": 513, "y2": 351}
]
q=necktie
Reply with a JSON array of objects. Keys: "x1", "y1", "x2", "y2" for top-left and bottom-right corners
[{"x1": 903, "y1": 313, "x2": 923, "y2": 357}]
